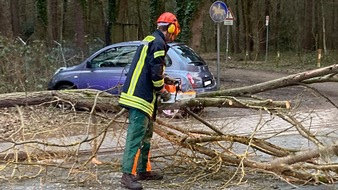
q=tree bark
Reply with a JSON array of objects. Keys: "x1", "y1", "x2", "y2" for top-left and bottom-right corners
[
  {"x1": 10, "y1": 0, "x2": 20, "y2": 37},
  {"x1": 234, "y1": 0, "x2": 241, "y2": 54},
  {"x1": 74, "y1": 0, "x2": 86, "y2": 50},
  {"x1": 47, "y1": 0, "x2": 59, "y2": 45},
  {"x1": 189, "y1": 1, "x2": 209, "y2": 53},
  {"x1": 0, "y1": 65, "x2": 336, "y2": 111},
  {"x1": 0, "y1": 1, "x2": 13, "y2": 38},
  {"x1": 302, "y1": 0, "x2": 315, "y2": 51},
  {"x1": 0, "y1": 89, "x2": 121, "y2": 112}
]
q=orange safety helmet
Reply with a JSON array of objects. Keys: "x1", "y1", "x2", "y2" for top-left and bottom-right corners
[{"x1": 157, "y1": 12, "x2": 181, "y2": 37}]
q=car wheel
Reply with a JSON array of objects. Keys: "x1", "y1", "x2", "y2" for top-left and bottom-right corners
[
  {"x1": 55, "y1": 84, "x2": 75, "y2": 110},
  {"x1": 161, "y1": 109, "x2": 180, "y2": 118},
  {"x1": 160, "y1": 106, "x2": 204, "y2": 119},
  {"x1": 57, "y1": 84, "x2": 75, "y2": 90}
]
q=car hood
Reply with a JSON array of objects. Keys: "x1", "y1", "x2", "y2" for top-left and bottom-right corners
[{"x1": 53, "y1": 64, "x2": 82, "y2": 75}]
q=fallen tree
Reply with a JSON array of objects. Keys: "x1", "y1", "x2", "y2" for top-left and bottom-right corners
[
  {"x1": 0, "y1": 64, "x2": 337, "y2": 187},
  {"x1": 0, "y1": 64, "x2": 336, "y2": 110}
]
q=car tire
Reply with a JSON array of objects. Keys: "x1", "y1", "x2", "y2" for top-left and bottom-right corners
[
  {"x1": 160, "y1": 107, "x2": 204, "y2": 119},
  {"x1": 57, "y1": 84, "x2": 75, "y2": 90},
  {"x1": 55, "y1": 84, "x2": 75, "y2": 110},
  {"x1": 161, "y1": 109, "x2": 180, "y2": 118}
]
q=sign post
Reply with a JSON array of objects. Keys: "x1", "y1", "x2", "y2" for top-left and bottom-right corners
[
  {"x1": 224, "y1": 8, "x2": 235, "y2": 68},
  {"x1": 209, "y1": 1, "x2": 228, "y2": 90},
  {"x1": 265, "y1": 15, "x2": 269, "y2": 62}
]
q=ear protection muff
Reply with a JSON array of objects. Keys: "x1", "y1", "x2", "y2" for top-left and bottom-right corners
[{"x1": 168, "y1": 23, "x2": 176, "y2": 34}]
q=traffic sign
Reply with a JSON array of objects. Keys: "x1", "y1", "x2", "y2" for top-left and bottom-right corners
[
  {"x1": 266, "y1": 15, "x2": 269, "y2": 26},
  {"x1": 224, "y1": 20, "x2": 233, "y2": 25},
  {"x1": 209, "y1": 1, "x2": 228, "y2": 23},
  {"x1": 224, "y1": 8, "x2": 235, "y2": 25},
  {"x1": 225, "y1": 8, "x2": 235, "y2": 20}
]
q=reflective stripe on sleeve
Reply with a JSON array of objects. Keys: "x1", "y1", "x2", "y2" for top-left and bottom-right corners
[
  {"x1": 154, "y1": 50, "x2": 165, "y2": 58},
  {"x1": 152, "y1": 78, "x2": 164, "y2": 88}
]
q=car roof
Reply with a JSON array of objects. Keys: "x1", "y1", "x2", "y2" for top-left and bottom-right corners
[{"x1": 108, "y1": 41, "x2": 184, "y2": 48}]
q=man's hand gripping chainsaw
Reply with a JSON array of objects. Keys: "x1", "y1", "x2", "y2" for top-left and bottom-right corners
[
  {"x1": 159, "y1": 75, "x2": 197, "y2": 103},
  {"x1": 158, "y1": 76, "x2": 181, "y2": 103}
]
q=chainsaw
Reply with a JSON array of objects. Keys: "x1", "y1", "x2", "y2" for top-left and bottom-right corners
[{"x1": 161, "y1": 77, "x2": 196, "y2": 104}]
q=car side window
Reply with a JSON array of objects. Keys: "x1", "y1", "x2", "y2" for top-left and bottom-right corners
[{"x1": 89, "y1": 46, "x2": 137, "y2": 68}]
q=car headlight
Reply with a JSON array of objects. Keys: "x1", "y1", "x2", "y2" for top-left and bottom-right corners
[{"x1": 53, "y1": 67, "x2": 66, "y2": 76}]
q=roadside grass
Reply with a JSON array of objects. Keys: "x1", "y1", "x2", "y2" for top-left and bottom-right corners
[{"x1": 201, "y1": 50, "x2": 337, "y2": 74}]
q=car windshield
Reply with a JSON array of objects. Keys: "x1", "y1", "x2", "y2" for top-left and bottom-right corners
[
  {"x1": 170, "y1": 44, "x2": 206, "y2": 66},
  {"x1": 90, "y1": 46, "x2": 137, "y2": 68}
]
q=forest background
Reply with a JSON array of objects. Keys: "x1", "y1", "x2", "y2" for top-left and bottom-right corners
[{"x1": 0, "y1": 0, "x2": 337, "y2": 93}]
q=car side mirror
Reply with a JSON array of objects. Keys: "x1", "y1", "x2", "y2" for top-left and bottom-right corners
[
  {"x1": 164, "y1": 56, "x2": 172, "y2": 67},
  {"x1": 86, "y1": 61, "x2": 92, "y2": 68}
]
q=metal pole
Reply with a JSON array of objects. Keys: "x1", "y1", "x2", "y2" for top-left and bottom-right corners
[
  {"x1": 217, "y1": 23, "x2": 220, "y2": 90},
  {"x1": 225, "y1": 25, "x2": 229, "y2": 66},
  {"x1": 265, "y1": 25, "x2": 269, "y2": 62}
]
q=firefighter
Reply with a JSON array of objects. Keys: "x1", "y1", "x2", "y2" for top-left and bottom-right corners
[{"x1": 118, "y1": 12, "x2": 180, "y2": 190}]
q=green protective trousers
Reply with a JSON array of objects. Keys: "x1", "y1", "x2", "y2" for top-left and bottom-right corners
[{"x1": 121, "y1": 108, "x2": 153, "y2": 174}]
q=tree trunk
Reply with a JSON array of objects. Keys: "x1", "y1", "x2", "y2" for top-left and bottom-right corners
[
  {"x1": 253, "y1": 1, "x2": 262, "y2": 60},
  {"x1": 10, "y1": 0, "x2": 20, "y2": 37},
  {"x1": 197, "y1": 64, "x2": 338, "y2": 97},
  {"x1": 188, "y1": 1, "x2": 209, "y2": 53},
  {"x1": 74, "y1": 0, "x2": 86, "y2": 50},
  {"x1": 116, "y1": 0, "x2": 128, "y2": 42},
  {"x1": 320, "y1": 0, "x2": 326, "y2": 54},
  {"x1": 0, "y1": 89, "x2": 121, "y2": 112},
  {"x1": 275, "y1": 0, "x2": 281, "y2": 52},
  {"x1": 302, "y1": 0, "x2": 314, "y2": 51},
  {"x1": 0, "y1": 65, "x2": 336, "y2": 111},
  {"x1": 35, "y1": 0, "x2": 48, "y2": 42},
  {"x1": 330, "y1": 0, "x2": 337, "y2": 49},
  {"x1": 241, "y1": 0, "x2": 253, "y2": 59},
  {"x1": 234, "y1": 0, "x2": 240, "y2": 54},
  {"x1": 0, "y1": 1, "x2": 13, "y2": 38},
  {"x1": 136, "y1": 0, "x2": 144, "y2": 39},
  {"x1": 262, "y1": 0, "x2": 270, "y2": 54},
  {"x1": 47, "y1": 0, "x2": 59, "y2": 45},
  {"x1": 103, "y1": 0, "x2": 116, "y2": 45}
]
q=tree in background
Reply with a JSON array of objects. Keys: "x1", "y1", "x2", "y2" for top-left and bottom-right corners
[
  {"x1": 175, "y1": 0, "x2": 201, "y2": 47},
  {"x1": 104, "y1": 0, "x2": 116, "y2": 46},
  {"x1": 0, "y1": 0, "x2": 337, "y2": 58},
  {"x1": 149, "y1": 0, "x2": 161, "y2": 33}
]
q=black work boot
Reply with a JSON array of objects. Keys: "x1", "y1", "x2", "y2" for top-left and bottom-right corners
[
  {"x1": 136, "y1": 171, "x2": 164, "y2": 180},
  {"x1": 121, "y1": 173, "x2": 143, "y2": 190}
]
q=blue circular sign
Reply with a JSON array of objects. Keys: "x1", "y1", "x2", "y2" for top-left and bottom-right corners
[{"x1": 209, "y1": 1, "x2": 228, "y2": 23}]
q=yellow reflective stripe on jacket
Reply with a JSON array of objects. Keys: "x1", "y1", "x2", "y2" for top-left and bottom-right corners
[
  {"x1": 119, "y1": 92, "x2": 154, "y2": 116},
  {"x1": 119, "y1": 99, "x2": 152, "y2": 117},
  {"x1": 127, "y1": 46, "x2": 148, "y2": 95},
  {"x1": 143, "y1": 35, "x2": 155, "y2": 42},
  {"x1": 127, "y1": 35, "x2": 156, "y2": 95},
  {"x1": 151, "y1": 92, "x2": 156, "y2": 105},
  {"x1": 154, "y1": 50, "x2": 165, "y2": 58},
  {"x1": 153, "y1": 78, "x2": 164, "y2": 88}
]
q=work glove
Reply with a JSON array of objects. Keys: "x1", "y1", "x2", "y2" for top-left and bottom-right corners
[
  {"x1": 164, "y1": 76, "x2": 177, "y2": 85},
  {"x1": 158, "y1": 90, "x2": 171, "y2": 102}
]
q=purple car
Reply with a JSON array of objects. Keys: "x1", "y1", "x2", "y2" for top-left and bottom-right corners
[{"x1": 48, "y1": 41, "x2": 217, "y2": 95}]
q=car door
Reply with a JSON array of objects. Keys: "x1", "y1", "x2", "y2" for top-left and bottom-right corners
[{"x1": 78, "y1": 45, "x2": 137, "y2": 94}]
